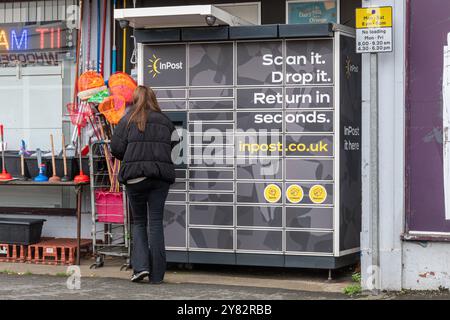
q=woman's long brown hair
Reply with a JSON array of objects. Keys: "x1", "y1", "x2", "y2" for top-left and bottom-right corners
[{"x1": 127, "y1": 85, "x2": 161, "y2": 132}]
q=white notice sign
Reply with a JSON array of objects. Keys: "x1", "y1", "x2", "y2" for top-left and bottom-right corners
[{"x1": 355, "y1": 7, "x2": 393, "y2": 54}]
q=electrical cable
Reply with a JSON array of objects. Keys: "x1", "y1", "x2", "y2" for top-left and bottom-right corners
[
  {"x1": 112, "y1": 0, "x2": 117, "y2": 73},
  {"x1": 122, "y1": 0, "x2": 127, "y2": 72},
  {"x1": 101, "y1": 0, "x2": 107, "y2": 76},
  {"x1": 130, "y1": 0, "x2": 137, "y2": 66},
  {"x1": 97, "y1": 0, "x2": 101, "y2": 73}
]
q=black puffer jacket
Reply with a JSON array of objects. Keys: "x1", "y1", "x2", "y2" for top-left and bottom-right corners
[{"x1": 111, "y1": 110, "x2": 178, "y2": 184}]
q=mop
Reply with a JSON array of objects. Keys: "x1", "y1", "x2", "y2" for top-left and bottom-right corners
[{"x1": 0, "y1": 124, "x2": 13, "y2": 181}]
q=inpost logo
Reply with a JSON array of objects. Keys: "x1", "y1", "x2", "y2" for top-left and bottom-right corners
[
  {"x1": 148, "y1": 54, "x2": 183, "y2": 78},
  {"x1": 345, "y1": 56, "x2": 359, "y2": 79}
]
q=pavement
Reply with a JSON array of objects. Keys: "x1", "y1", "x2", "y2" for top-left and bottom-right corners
[
  {"x1": 0, "y1": 258, "x2": 449, "y2": 300},
  {"x1": 0, "y1": 257, "x2": 356, "y2": 299},
  {"x1": 0, "y1": 274, "x2": 351, "y2": 300}
]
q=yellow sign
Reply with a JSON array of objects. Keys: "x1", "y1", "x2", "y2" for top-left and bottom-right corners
[
  {"x1": 309, "y1": 185, "x2": 327, "y2": 204},
  {"x1": 286, "y1": 184, "x2": 304, "y2": 204},
  {"x1": 264, "y1": 184, "x2": 281, "y2": 203},
  {"x1": 356, "y1": 7, "x2": 392, "y2": 29}
]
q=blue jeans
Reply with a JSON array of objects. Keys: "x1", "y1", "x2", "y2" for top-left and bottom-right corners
[{"x1": 126, "y1": 179, "x2": 170, "y2": 283}]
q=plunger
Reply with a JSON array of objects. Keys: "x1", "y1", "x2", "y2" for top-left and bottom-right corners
[
  {"x1": 49, "y1": 134, "x2": 61, "y2": 183},
  {"x1": 74, "y1": 126, "x2": 90, "y2": 183},
  {"x1": 18, "y1": 140, "x2": 29, "y2": 181},
  {"x1": 0, "y1": 124, "x2": 13, "y2": 181},
  {"x1": 34, "y1": 149, "x2": 48, "y2": 182},
  {"x1": 61, "y1": 133, "x2": 70, "y2": 182}
]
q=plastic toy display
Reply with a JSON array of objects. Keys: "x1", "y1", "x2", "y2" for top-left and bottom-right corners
[
  {"x1": 108, "y1": 71, "x2": 137, "y2": 104},
  {"x1": 77, "y1": 71, "x2": 107, "y2": 101},
  {"x1": 98, "y1": 95, "x2": 126, "y2": 125}
]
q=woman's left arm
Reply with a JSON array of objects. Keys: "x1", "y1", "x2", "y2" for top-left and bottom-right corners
[{"x1": 111, "y1": 118, "x2": 128, "y2": 161}]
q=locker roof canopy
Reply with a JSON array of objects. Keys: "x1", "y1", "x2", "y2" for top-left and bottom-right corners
[{"x1": 114, "y1": 5, "x2": 255, "y2": 29}]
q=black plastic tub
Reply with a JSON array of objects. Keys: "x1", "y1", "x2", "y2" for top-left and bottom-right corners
[{"x1": 0, "y1": 218, "x2": 46, "y2": 245}]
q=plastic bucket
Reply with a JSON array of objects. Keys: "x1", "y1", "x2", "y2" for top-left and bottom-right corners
[{"x1": 94, "y1": 190, "x2": 124, "y2": 224}]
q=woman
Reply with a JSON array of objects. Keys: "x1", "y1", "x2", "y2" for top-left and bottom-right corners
[{"x1": 111, "y1": 85, "x2": 178, "y2": 284}]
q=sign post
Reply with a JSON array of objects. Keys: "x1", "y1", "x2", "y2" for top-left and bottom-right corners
[{"x1": 356, "y1": 6, "x2": 393, "y2": 294}]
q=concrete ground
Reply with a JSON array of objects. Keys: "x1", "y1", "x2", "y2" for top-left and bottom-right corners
[
  {"x1": 0, "y1": 256, "x2": 356, "y2": 299},
  {"x1": 0, "y1": 257, "x2": 353, "y2": 293},
  {"x1": 0, "y1": 258, "x2": 449, "y2": 300},
  {"x1": 0, "y1": 274, "x2": 351, "y2": 300}
]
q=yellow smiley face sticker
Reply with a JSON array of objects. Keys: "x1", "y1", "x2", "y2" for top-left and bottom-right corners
[
  {"x1": 264, "y1": 184, "x2": 281, "y2": 203},
  {"x1": 309, "y1": 185, "x2": 327, "y2": 204},
  {"x1": 286, "y1": 184, "x2": 304, "y2": 204}
]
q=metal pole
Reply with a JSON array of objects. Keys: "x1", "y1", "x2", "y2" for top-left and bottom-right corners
[
  {"x1": 370, "y1": 53, "x2": 380, "y2": 293},
  {"x1": 76, "y1": 185, "x2": 82, "y2": 265}
]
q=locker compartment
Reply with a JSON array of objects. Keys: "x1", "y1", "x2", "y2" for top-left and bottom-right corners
[
  {"x1": 237, "y1": 158, "x2": 283, "y2": 180},
  {"x1": 189, "y1": 181, "x2": 234, "y2": 192},
  {"x1": 237, "y1": 230, "x2": 282, "y2": 252},
  {"x1": 286, "y1": 207, "x2": 333, "y2": 229},
  {"x1": 286, "y1": 231, "x2": 333, "y2": 254},
  {"x1": 189, "y1": 100, "x2": 234, "y2": 110},
  {"x1": 189, "y1": 193, "x2": 234, "y2": 203},
  {"x1": 237, "y1": 206, "x2": 282, "y2": 228},
  {"x1": 285, "y1": 158, "x2": 334, "y2": 181},
  {"x1": 164, "y1": 205, "x2": 187, "y2": 248},
  {"x1": 189, "y1": 228, "x2": 233, "y2": 250},
  {"x1": 189, "y1": 205, "x2": 234, "y2": 226},
  {"x1": 189, "y1": 169, "x2": 234, "y2": 180},
  {"x1": 189, "y1": 88, "x2": 233, "y2": 98},
  {"x1": 166, "y1": 192, "x2": 187, "y2": 203}
]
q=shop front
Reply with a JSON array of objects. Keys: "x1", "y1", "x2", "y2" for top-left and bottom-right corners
[{"x1": 0, "y1": 0, "x2": 362, "y2": 272}]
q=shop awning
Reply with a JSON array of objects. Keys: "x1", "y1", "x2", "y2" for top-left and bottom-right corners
[{"x1": 114, "y1": 5, "x2": 254, "y2": 29}]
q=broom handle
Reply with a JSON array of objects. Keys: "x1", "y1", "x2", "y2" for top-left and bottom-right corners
[
  {"x1": 99, "y1": 123, "x2": 113, "y2": 186},
  {"x1": 21, "y1": 154, "x2": 24, "y2": 176},
  {"x1": 50, "y1": 134, "x2": 57, "y2": 176},
  {"x1": 62, "y1": 133, "x2": 68, "y2": 176},
  {"x1": 0, "y1": 125, "x2": 5, "y2": 172}
]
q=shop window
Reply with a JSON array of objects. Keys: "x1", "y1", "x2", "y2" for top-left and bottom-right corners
[
  {"x1": 286, "y1": 0, "x2": 338, "y2": 24},
  {"x1": 216, "y1": 2, "x2": 261, "y2": 25}
]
